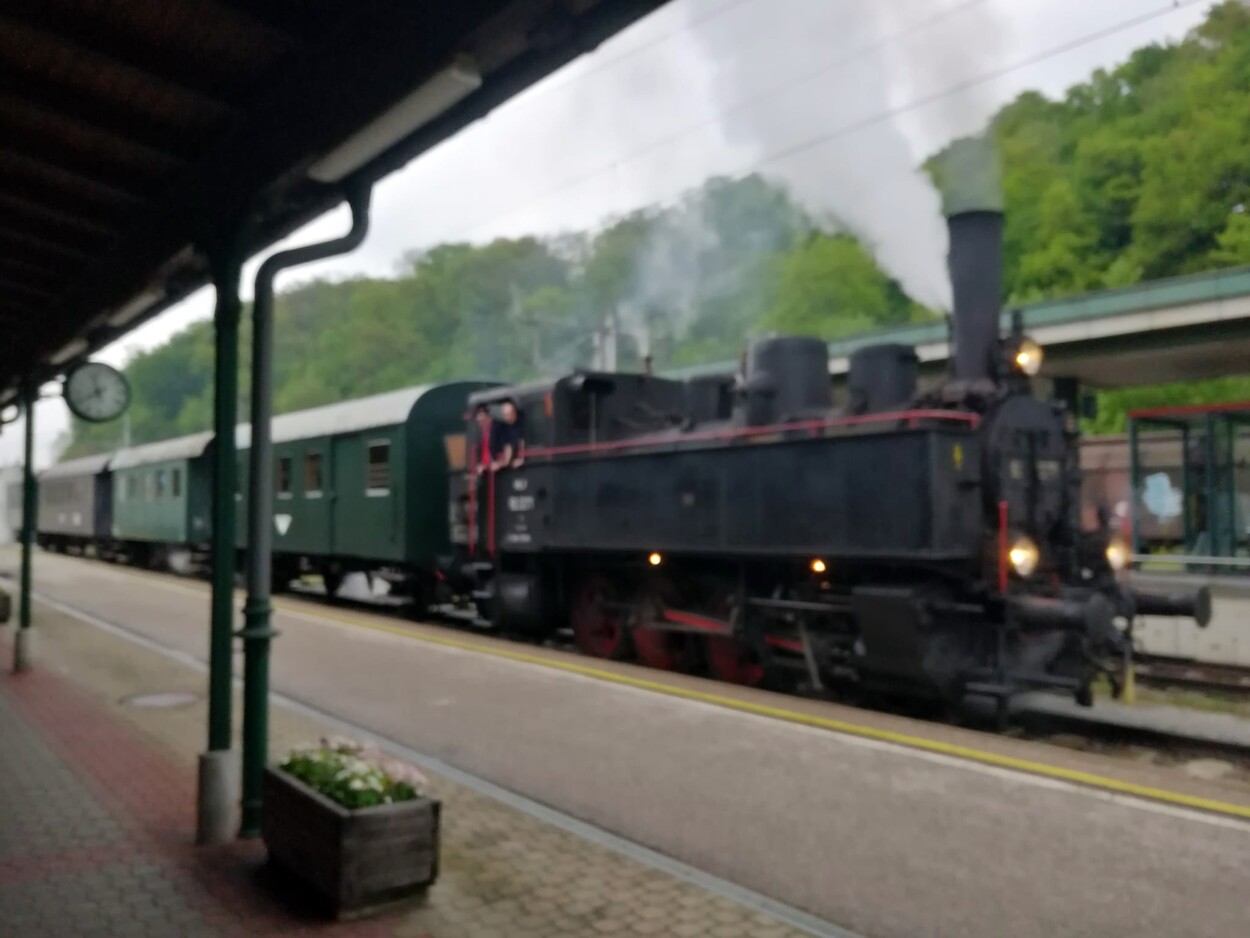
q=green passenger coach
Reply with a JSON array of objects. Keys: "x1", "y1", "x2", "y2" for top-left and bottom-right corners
[
  {"x1": 235, "y1": 381, "x2": 494, "y2": 597},
  {"x1": 109, "y1": 431, "x2": 214, "y2": 568}
]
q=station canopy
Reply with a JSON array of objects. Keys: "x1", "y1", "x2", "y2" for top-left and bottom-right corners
[{"x1": 0, "y1": 0, "x2": 669, "y2": 410}]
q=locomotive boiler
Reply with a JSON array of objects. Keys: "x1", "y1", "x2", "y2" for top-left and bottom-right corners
[{"x1": 449, "y1": 202, "x2": 1210, "y2": 715}]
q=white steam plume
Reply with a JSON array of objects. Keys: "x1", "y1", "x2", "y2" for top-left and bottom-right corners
[{"x1": 688, "y1": 0, "x2": 1006, "y2": 311}]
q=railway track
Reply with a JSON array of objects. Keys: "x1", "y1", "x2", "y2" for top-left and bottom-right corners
[{"x1": 1134, "y1": 655, "x2": 1250, "y2": 697}]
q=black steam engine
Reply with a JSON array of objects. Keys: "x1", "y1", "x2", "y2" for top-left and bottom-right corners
[{"x1": 446, "y1": 206, "x2": 1210, "y2": 714}]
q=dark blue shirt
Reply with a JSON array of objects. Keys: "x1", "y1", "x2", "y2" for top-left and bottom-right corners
[{"x1": 490, "y1": 419, "x2": 523, "y2": 460}]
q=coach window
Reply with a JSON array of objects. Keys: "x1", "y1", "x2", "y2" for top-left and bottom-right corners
[
  {"x1": 305, "y1": 452, "x2": 323, "y2": 498},
  {"x1": 276, "y1": 457, "x2": 293, "y2": 499},
  {"x1": 366, "y1": 440, "x2": 390, "y2": 496},
  {"x1": 128, "y1": 475, "x2": 138, "y2": 501},
  {"x1": 172, "y1": 468, "x2": 182, "y2": 498},
  {"x1": 155, "y1": 469, "x2": 167, "y2": 499}
]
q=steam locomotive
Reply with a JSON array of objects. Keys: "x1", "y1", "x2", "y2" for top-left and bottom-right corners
[
  {"x1": 449, "y1": 206, "x2": 1211, "y2": 714},
  {"x1": 34, "y1": 189, "x2": 1211, "y2": 718}
]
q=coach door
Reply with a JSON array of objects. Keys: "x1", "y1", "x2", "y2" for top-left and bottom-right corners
[
  {"x1": 330, "y1": 431, "x2": 401, "y2": 562},
  {"x1": 296, "y1": 446, "x2": 332, "y2": 556}
]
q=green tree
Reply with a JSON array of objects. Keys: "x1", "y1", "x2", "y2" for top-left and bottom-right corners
[{"x1": 764, "y1": 234, "x2": 931, "y2": 338}]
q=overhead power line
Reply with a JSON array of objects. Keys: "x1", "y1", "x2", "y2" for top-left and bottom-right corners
[
  {"x1": 753, "y1": 0, "x2": 1206, "y2": 174},
  {"x1": 456, "y1": 0, "x2": 989, "y2": 239},
  {"x1": 452, "y1": 0, "x2": 1201, "y2": 241}
]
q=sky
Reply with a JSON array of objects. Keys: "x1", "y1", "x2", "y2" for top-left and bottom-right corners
[{"x1": 0, "y1": 0, "x2": 1217, "y2": 467}]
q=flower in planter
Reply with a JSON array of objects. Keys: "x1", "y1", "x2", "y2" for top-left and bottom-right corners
[{"x1": 279, "y1": 738, "x2": 429, "y2": 810}]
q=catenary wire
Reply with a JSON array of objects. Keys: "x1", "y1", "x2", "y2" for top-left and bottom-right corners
[{"x1": 449, "y1": 0, "x2": 1201, "y2": 241}]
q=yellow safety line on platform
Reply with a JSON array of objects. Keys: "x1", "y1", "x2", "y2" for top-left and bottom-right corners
[{"x1": 39, "y1": 555, "x2": 1250, "y2": 821}]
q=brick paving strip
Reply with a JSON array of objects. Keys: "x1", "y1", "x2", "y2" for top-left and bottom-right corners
[{"x1": 0, "y1": 608, "x2": 820, "y2": 938}]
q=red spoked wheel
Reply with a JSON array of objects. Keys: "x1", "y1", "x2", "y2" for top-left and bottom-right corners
[
  {"x1": 705, "y1": 635, "x2": 766, "y2": 687},
  {"x1": 572, "y1": 574, "x2": 633, "y2": 660},
  {"x1": 632, "y1": 627, "x2": 690, "y2": 671},
  {"x1": 632, "y1": 579, "x2": 694, "y2": 672}
]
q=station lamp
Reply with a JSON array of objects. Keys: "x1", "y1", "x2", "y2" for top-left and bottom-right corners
[{"x1": 307, "y1": 57, "x2": 482, "y2": 183}]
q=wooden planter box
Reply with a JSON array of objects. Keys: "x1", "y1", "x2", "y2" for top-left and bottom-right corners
[{"x1": 262, "y1": 767, "x2": 440, "y2": 919}]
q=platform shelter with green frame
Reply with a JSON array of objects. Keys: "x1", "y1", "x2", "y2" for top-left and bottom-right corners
[{"x1": 1127, "y1": 401, "x2": 1250, "y2": 568}]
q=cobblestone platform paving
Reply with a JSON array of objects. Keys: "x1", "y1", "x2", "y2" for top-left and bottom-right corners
[
  {"x1": 0, "y1": 610, "x2": 818, "y2": 938},
  {"x1": 0, "y1": 643, "x2": 393, "y2": 938}
]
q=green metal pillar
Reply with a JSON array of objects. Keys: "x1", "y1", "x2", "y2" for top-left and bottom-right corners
[
  {"x1": 1181, "y1": 425, "x2": 1192, "y2": 552},
  {"x1": 1127, "y1": 417, "x2": 1140, "y2": 559},
  {"x1": 239, "y1": 183, "x2": 372, "y2": 838},
  {"x1": 15, "y1": 377, "x2": 36, "y2": 669},
  {"x1": 209, "y1": 250, "x2": 242, "y2": 751},
  {"x1": 1205, "y1": 413, "x2": 1218, "y2": 561},
  {"x1": 1225, "y1": 417, "x2": 1237, "y2": 558},
  {"x1": 196, "y1": 244, "x2": 245, "y2": 846}
]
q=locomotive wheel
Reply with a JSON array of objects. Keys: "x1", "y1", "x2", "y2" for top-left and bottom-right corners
[
  {"x1": 633, "y1": 628, "x2": 692, "y2": 671},
  {"x1": 572, "y1": 574, "x2": 632, "y2": 660},
  {"x1": 705, "y1": 635, "x2": 766, "y2": 687},
  {"x1": 632, "y1": 580, "x2": 692, "y2": 672}
]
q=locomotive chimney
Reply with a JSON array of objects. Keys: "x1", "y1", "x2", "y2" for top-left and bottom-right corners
[{"x1": 932, "y1": 133, "x2": 1004, "y2": 383}]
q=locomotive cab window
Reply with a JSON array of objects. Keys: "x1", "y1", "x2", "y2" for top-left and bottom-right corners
[
  {"x1": 276, "y1": 457, "x2": 293, "y2": 498},
  {"x1": 520, "y1": 400, "x2": 548, "y2": 449},
  {"x1": 305, "y1": 453, "x2": 323, "y2": 497},
  {"x1": 366, "y1": 440, "x2": 390, "y2": 496}
]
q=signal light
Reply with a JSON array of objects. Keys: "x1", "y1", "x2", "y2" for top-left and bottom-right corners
[
  {"x1": 810, "y1": 559, "x2": 827, "y2": 574},
  {"x1": 648, "y1": 552, "x2": 663, "y2": 567}
]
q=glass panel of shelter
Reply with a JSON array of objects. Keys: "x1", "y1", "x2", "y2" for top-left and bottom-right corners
[{"x1": 1129, "y1": 406, "x2": 1250, "y2": 569}]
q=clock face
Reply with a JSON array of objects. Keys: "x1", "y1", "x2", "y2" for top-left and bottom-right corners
[{"x1": 64, "y1": 362, "x2": 131, "y2": 423}]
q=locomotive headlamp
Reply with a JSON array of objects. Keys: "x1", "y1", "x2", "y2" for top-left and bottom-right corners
[
  {"x1": 810, "y1": 558, "x2": 827, "y2": 574},
  {"x1": 648, "y1": 552, "x2": 663, "y2": 567},
  {"x1": 1008, "y1": 537, "x2": 1040, "y2": 578},
  {"x1": 1105, "y1": 538, "x2": 1130, "y2": 572},
  {"x1": 1012, "y1": 338, "x2": 1043, "y2": 377}
]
